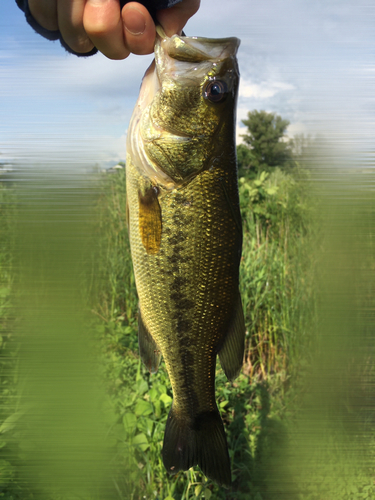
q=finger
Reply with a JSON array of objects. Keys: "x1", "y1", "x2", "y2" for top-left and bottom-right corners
[
  {"x1": 29, "y1": 0, "x2": 59, "y2": 31},
  {"x1": 83, "y1": 0, "x2": 130, "y2": 59},
  {"x1": 157, "y1": 0, "x2": 200, "y2": 36},
  {"x1": 122, "y1": 2, "x2": 155, "y2": 56},
  {"x1": 57, "y1": 0, "x2": 95, "y2": 54}
]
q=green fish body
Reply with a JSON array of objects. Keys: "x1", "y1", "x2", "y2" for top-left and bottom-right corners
[{"x1": 126, "y1": 27, "x2": 245, "y2": 487}]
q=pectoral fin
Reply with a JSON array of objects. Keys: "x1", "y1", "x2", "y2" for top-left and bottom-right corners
[
  {"x1": 138, "y1": 186, "x2": 162, "y2": 254},
  {"x1": 218, "y1": 291, "x2": 245, "y2": 381},
  {"x1": 138, "y1": 306, "x2": 161, "y2": 373}
]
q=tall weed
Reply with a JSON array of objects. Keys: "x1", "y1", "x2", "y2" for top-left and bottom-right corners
[
  {"x1": 239, "y1": 167, "x2": 316, "y2": 376},
  {"x1": 0, "y1": 179, "x2": 21, "y2": 497},
  {"x1": 90, "y1": 168, "x2": 137, "y2": 323},
  {"x1": 87, "y1": 164, "x2": 320, "y2": 499}
]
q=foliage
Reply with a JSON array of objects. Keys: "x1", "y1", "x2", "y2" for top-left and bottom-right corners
[
  {"x1": 87, "y1": 158, "x2": 374, "y2": 499},
  {"x1": 236, "y1": 144, "x2": 255, "y2": 179},
  {"x1": 239, "y1": 110, "x2": 294, "y2": 175},
  {"x1": 238, "y1": 166, "x2": 315, "y2": 375},
  {"x1": 0, "y1": 180, "x2": 24, "y2": 498},
  {"x1": 1, "y1": 133, "x2": 374, "y2": 499},
  {"x1": 86, "y1": 162, "x2": 316, "y2": 498},
  {"x1": 89, "y1": 167, "x2": 137, "y2": 324},
  {"x1": 99, "y1": 334, "x2": 298, "y2": 500}
]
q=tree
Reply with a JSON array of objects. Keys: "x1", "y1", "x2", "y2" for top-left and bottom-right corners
[
  {"x1": 236, "y1": 144, "x2": 255, "y2": 178},
  {"x1": 238, "y1": 110, "x2": 294, "y2": 176}
]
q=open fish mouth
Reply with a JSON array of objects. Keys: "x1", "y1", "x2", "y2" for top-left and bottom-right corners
[{"x1": 155, "y1": 25, "x2": 240, "y2": 67}]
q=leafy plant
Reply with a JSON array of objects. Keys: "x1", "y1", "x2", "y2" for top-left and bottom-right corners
[
  {"x1": 1, "y1": 136, "x2": 374, "y2": 500},
  {"x1": 239, "y1": 110, "x2": 294, "y2": 175}
]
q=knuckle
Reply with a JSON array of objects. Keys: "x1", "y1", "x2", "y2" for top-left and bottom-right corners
[
  {"x1": 29, "y1": 0, "x2": 58, "y2": 31},
  {"x1": 63, "y1": 35, "x2": 95, "y2": 54},
  {"x1": 83, "y1": 10, "x2": 119, "y2": 40}
]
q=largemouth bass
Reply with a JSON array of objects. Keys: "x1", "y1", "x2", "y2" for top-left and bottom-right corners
[{"x1": 126, "y1": 26, "x2": 245, "y2": 487}]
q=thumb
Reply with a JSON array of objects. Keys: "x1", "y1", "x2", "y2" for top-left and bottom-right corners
[{"x1": 156, "y1": 0, "x2": 200, "y2": 36}]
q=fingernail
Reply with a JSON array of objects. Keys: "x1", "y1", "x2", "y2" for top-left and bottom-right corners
[{"x1": 124, "y1": 7, "x2": 146, "y2": 36}]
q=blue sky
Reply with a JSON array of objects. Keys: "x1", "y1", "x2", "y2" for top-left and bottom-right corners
[{"x1": 1, "y1": 0, "x2": 374, "y2": 169}]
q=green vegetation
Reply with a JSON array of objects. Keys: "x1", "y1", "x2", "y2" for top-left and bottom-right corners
[
  {"x1": 238, "y1": 166, "x2": 314, "y2": 376},
  {"x1": 0, "y1": 180, "x2": 18, "y2": 498},
  {"x1": 0, "y1": 114, "x2": 374, "y2": 499},
  {"x1": 238, "y1": 110, "x2": 294, "y2": 177},
  {"x1": 90, "y1": 156, "x2": 375, "y2": 500}
]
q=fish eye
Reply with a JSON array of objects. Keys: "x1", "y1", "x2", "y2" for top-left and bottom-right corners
[{"x1": 203, "y1": 80, "x2": 228, "y2": 103}]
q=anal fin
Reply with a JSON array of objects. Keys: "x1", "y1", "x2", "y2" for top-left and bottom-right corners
[
  {"x1": 138, "y1": 306, "x2": 161, "y2": 373},
  {"x1": 218, "y1": 290, "x2": 246, "y2": 381}
]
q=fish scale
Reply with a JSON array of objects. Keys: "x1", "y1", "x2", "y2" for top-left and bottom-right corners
[
  {"x1": 126, "y1": 27, "x2": 245, "y2": 487},
  {"x1": 127, "y1": 164, "x2": 238, "y2": 401}
]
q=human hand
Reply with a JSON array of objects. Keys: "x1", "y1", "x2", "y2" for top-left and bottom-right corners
[{"x1": 28, "y1": 0, "x2": 200, "y2": 59}]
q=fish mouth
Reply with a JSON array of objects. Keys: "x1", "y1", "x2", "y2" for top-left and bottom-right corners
[{"x1": 156, "y1": 25, "x2": 240, "y2": 65}]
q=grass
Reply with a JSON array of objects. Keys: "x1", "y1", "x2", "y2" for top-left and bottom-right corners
[
  {"x1": 93, "y1": 166, "x2": 317, "y2": 379},
  {"x1": 0, "y1": 162, "x2": 374, "y2": 499},
  {"x1": 0, "y1": 179, "x2": 19, "y2": 498},
  {"x1": 239, "y1": 167, "x2": 316, "y2": 376},
  {"x1": 89, "y1": 164, "x2": 375, "y2": 500},
  {"x1": 84, "y1": 165, "x2": 316, "y2": 499}
]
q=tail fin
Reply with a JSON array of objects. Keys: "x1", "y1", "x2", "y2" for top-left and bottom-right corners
[{"x1": 162, "y1": 406, "x2": 231, "y2": 487}]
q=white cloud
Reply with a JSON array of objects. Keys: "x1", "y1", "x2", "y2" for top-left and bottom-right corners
[
  {"x1": 0, "y1": 47, "x2": 152, "y2": 102},
  {"x1": 3, "y1": 0, "x2": 375, "y2": 166},
  {"x1": 287, "y1": 122, "x2": 308, "y2": 138},
  {"x1": 239, "y1": 79, "x2": 295, "y2": 99}
]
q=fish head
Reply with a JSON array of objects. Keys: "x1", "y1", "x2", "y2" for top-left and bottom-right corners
[{"x1": 127, "y1": 28, "x2": 240, "y2": 188}]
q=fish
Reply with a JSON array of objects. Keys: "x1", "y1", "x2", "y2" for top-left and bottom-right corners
[{"x1": 126, "y1": 26, "x2": 245, "y2": 487}]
